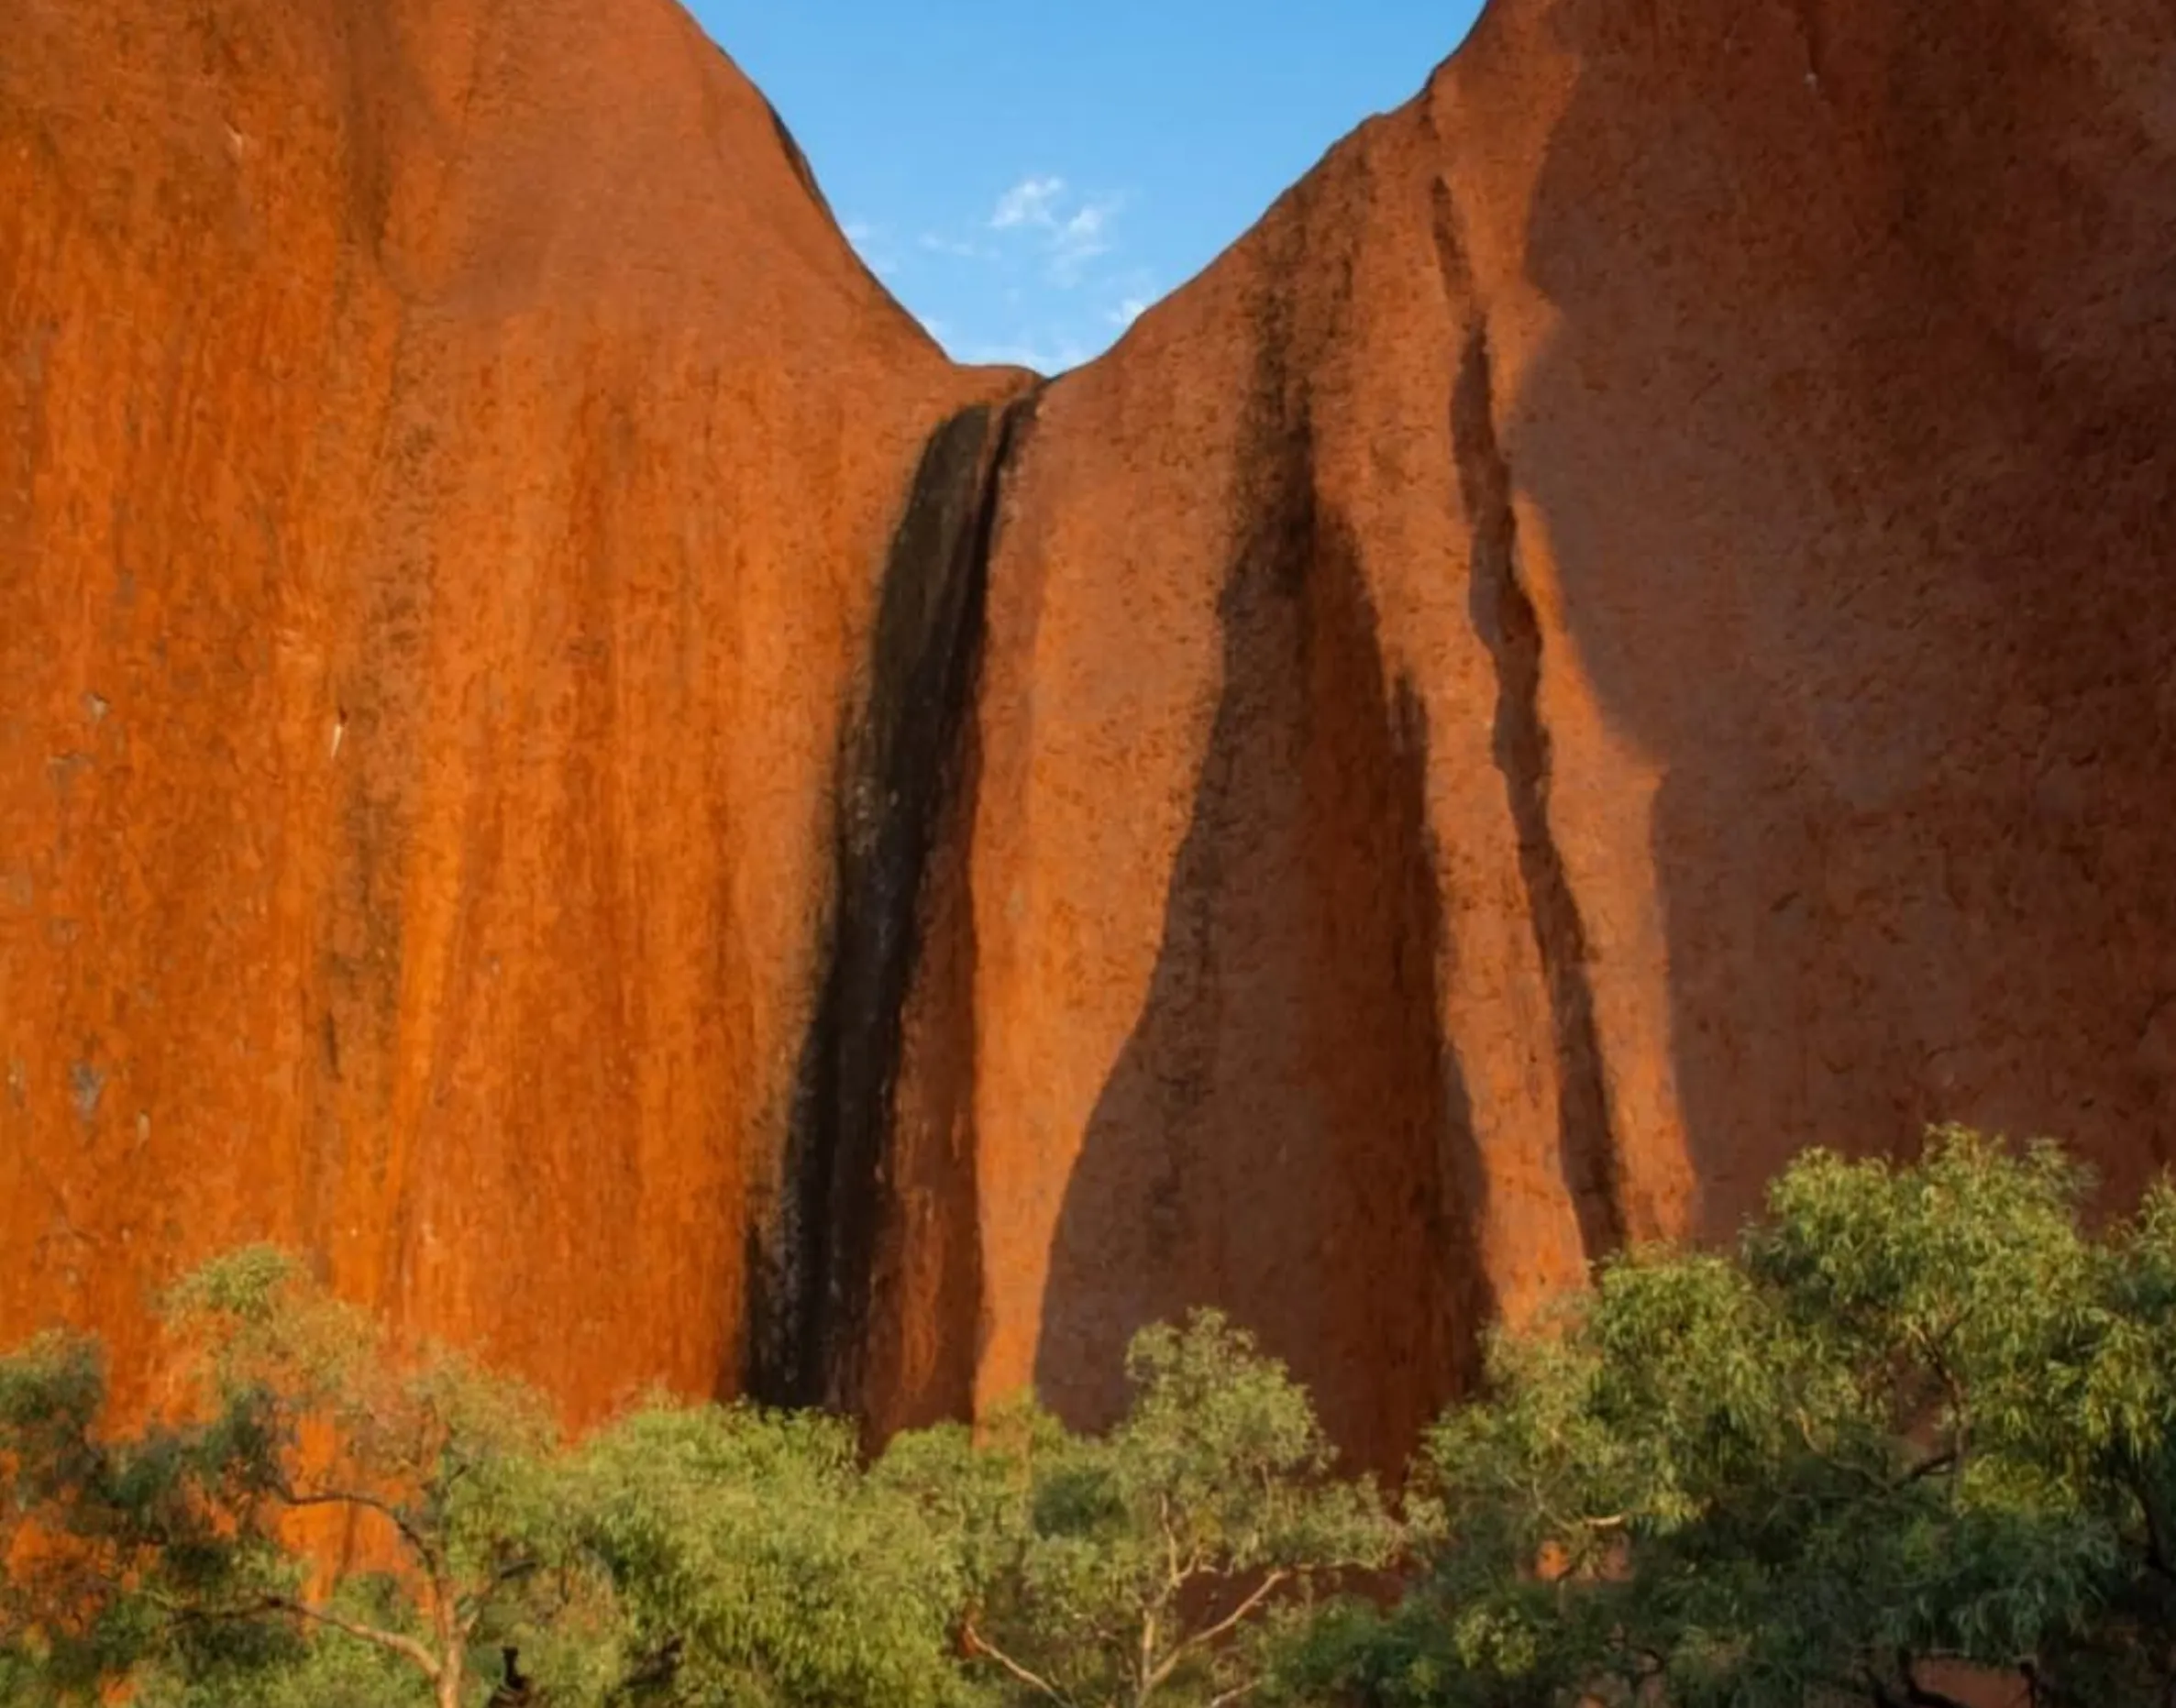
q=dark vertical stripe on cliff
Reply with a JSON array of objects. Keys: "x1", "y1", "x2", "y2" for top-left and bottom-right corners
[
  {"x1": 746, "y1": 393, "x2": 1034, "y2": 1414},
  {"x1": 1431, "y1": 172, "x2": 1625, "y2": 1264},
  {"x1": 1451, "y1": 320, "x2": 1628, "y2": 1264}
]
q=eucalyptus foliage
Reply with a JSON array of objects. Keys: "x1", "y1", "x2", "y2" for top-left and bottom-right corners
[
  {"x1": 18, "y1": 1129, "x2": 2176, "y2": 1708},
  {"x1": 2, "y1": 1270, "x2": 1384, "y2": 1707},
  {"x1": 884, "y1": 1309, "x2": 1400, "y2": 1708},
  {"x1": 1309, "y1": 1129, "x2": 2176, "y2": 1708},
  {"x1": 0, "y1": 1247, "x2": 591, "y2": 1707},
  {"x1": 570, "y1": 1397, "x2": 978, "y2": 1707}
]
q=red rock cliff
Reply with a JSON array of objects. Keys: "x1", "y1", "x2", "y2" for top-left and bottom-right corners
[
  {"x1": 0, "y1": 0, "x2": 1013, "y2": 1418},
  {"x1": 6, "y1": 0, "x2": 2176, "y2": 1468},
  {"x1": 866, "y1": 0, "x2": 2176, "y2": 1466}
]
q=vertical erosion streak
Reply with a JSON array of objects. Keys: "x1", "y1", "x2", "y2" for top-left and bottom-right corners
[
  {"x1": 746, "y1": 393, "x2": 1033, "y2": 1414},
  {"x1": 1450, "y1": 320, "x2": 1628, "y2": 1264}
]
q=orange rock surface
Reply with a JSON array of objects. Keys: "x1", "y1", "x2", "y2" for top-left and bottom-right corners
[
  {"x1": 0, "y1": 0, "x2": 1011, "y2": 1419},
  {"x1": 6, "y1": 0, "x2": 2176, "y2": 1468},
  {"x1": 878, "y1": 0, "x2": 2176, "y2": 1466}
]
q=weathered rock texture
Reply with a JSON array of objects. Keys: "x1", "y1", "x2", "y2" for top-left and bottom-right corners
[
  {"x1": 867, "y1": 0, "x2": 2176, "y2": 1467},
  {"x1": 6, "y1": 0, "x2": 2176, "y2": 1468},
  {"x1": 0, "y1": 0, "x2": 1015, "y2": 1419}
]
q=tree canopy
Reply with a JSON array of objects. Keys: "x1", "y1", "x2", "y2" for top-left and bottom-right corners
[
  {"x1": 0, "y1": 1272, "x2": 1375, "y2": 1706},
  {"x1": 1306, "y1": 1129, "x2": 2176, "y2": 1707},
  {"x1": 881, "y1": 1309, "x2": 1399, "y2": 1708},
  {"x1": 9, "y1": 1129, "x2": 2176, "y2": 1708}
]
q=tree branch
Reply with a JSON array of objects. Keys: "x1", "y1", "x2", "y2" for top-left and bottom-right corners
[
  {"x1": 456, "y1": 1556, "x2": 540, "y2": 1638},
  {"x1": 1898, "y1": 1449, "x2": 1959, "y2": 1488},
  {"x1": 272, "y1": 1481, "x2": 438, "y2": 1574},
  {"x1": 262, "y1": 1594, "x2": 440, "y2": 1680},
  {"x1": 1147, "y1": 1570, "x2": 1291, "y2": 1690},
  {"x1": 961, "y1": 1617, "x2": 1074, "y2": 1708},
  {"x1": 80, "y1": 1569, "x2": 437, "y2": 1686}
]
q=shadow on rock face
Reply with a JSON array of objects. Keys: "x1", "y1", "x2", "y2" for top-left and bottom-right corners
[
  {"x1": 1508, "y1": 0, "x2": 2176, "y2": 1218},
  {"x1": 1033, "y1": 363, "x2": 1494, "y2": 1471}
]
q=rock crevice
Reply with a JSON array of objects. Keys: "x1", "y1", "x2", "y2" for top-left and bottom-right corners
[{"x1": 1450, "y1": 322, "x2": 1626, "y2": 1266}]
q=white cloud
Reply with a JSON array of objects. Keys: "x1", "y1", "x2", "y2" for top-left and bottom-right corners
[
  {"x1": 1059, "y1": 205, "x2": 1109, "y2": 248},
  {"x1": 918, "y1": 232, "x2": 986, "y2": 259},
  {"x1": 977, "y1": 178, "x2": 1129, "y2": 287},
  {"x1": 990, "y1": 175, "x2": 1067, "y2": 230},
  {"x1": 1049, "y1": 203, "x2": 1120, "y2": 284},
  {"x1": 888, "y1": 178, "x2": 1147, "y2": 371}
]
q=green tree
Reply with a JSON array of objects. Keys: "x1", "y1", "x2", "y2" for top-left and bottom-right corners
[
  {"x1": 0, "y1": 1327, "x2": 308, "y2": 1702},
  {"x1": 569, "y1": 1396, "x2": 980, "y2": 1707},
  {"x1": 1319, "y1": 1129, "x2": 2176, "y2": 1708},
  {"x1": 1, "y1": 1247, "x2": 1006, "y2": 1708},
  {"x1": 885, "y1": 1309, "x2": 1399, "y2": 1708},
  {"x1": 0, "y1": 1247, "x2": 603, "y2": 1708}
]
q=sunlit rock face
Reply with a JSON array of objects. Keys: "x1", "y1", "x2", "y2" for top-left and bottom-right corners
[
  {"x1": 931, "y1": 0, "x2": 2176, "y2": 1471},
  {"x1": 6, "y1": 0, "x2": 2175, "y2": 1471},
  {"x1": 0, "y1": 0, "x2": 1015, "y2": 1420}
]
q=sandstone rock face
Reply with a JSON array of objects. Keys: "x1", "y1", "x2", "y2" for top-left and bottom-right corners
[
  {"x1": 7, "y1": 0, "x2": 2176, "y2": 1469},
  {"x1": 871, "y1": 0, "x2": 2176, "y2": 1467},
  {"x1": 0, "y1": 0, "x2": 1010, "y2": 1417}
]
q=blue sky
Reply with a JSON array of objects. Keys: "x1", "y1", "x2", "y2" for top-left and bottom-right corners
[{"x1": 692, "y1": 2, "x2": 1486, "y2": 373}]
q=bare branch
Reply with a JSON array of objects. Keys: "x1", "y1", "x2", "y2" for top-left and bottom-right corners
[
  {"x1": 961, "y1": 1618, "x2": 1075, "y2": 1708},
  {"x1": 272, "y1": 1481, "x2": 439, "y2": 1573},
  {"x1": 1146, "y1": 1569, "x2": 1291, "y2": 1690},
  {"x1": 1158, "y1": 1493, "x2": 1183, "y2": 1594},
  {"x1": 71, "y1": 1564, "x2": 440, "y2": 1685},
  {"x1": 262, "y1": 1594, "x2": 441, "y2": 1680}
]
